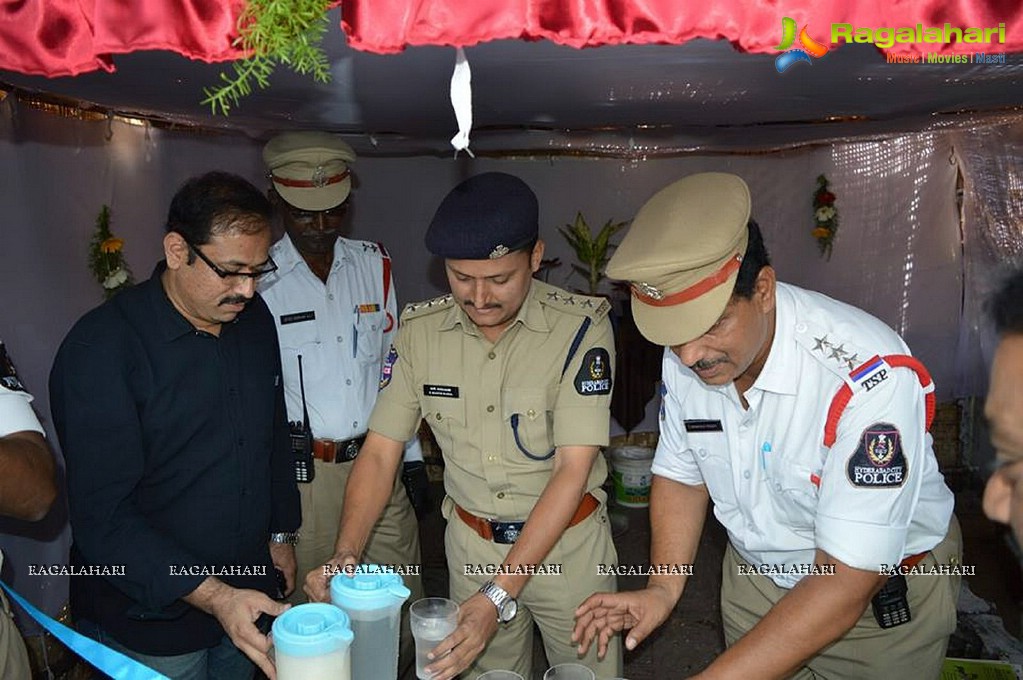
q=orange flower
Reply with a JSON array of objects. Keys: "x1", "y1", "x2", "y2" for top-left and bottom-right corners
[
  {"x1": 812, "y1": 227, "x2": 831, "y2": 239},
  {"x1": 100, "y1": 237, "x2": 124, "y2": 254}
]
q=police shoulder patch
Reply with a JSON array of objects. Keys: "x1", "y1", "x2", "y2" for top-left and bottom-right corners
[
  {"x1": 846, "y1": 421, "x2": 907, "y2": 488},
  {"x1": 379, "y1": 345, "x2": 399, "y2": 391},
  {"x1": 0, "y1": 342, "x2": 26, "y2": 393},
  {"x1": 574, "y1": 347, "x2": 612, "y2": 395}
]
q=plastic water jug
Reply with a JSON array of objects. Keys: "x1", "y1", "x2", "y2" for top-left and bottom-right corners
[
  {"x1": 272, "y1": 602, "x2": 354, "y2": 680},
  {"x1": 331, "y1": 564, "x2": 411, "y2": 680}
]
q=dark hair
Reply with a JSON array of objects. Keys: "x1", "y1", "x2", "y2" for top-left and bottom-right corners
[
  {"x1": 166, "y1": 172, "x2": 272, "y2": 246},
  {"x1": 992, "y1": 268, "x2": 1023, "y2": 335},
  {"x1": 732, "y1": 219, "x2": 771, "y2": 299}
]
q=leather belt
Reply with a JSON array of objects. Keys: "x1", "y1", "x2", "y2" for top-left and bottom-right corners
[
  {"x1": 312, "y1": 436, "x2": 366, "y2": 463},
  {"x1": 455, "y1": 493, "x2": 600, "y2": 545},
  {"x1": 898, "y1": 552, "x2": 928, "y2": 570}
]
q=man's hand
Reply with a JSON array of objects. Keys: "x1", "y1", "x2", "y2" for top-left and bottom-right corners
[
  {"x1": 573, "y1": 584, "x2": 676, "y2": 657},
  {"x1": 185, "y1": 578, "x2": 289, "y2": 679},
  {"x1": 420, "y1": 593, "x2": 498, "y2": 680},
  {"x1": 304, "y1": 549, "x2": 359, "y2": 602},
  {"x1": 268, "y1": 542, "x2": 297, "y2": 597}
]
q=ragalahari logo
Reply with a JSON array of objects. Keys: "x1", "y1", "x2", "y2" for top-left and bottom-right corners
[{"x1": 774, "y1": 17, "x2": 830, "y2": 73}]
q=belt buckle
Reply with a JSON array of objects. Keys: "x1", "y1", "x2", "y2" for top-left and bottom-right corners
[{"x1": 490, "y1": 521, "x2": 524, "y2": 545}]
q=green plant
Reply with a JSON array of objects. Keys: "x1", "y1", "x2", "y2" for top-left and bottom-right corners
[
  {"x1": 558, "y1": 212, "x2": 628, "y2": 295},
  {"x1": 202, "y1": 0, "x2": 333, "y2": 115}
]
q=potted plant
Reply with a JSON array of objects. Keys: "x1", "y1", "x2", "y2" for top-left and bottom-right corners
[{"x1": 558, "y1": 212, "x2": 628, "y2": 295}]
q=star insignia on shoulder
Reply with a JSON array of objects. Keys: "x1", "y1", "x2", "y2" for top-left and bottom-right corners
[
  {"x1": 813, "y1": 335, "x2": 830, "y2": 353},
  {"x1": 361, "y1": 242, "x2": 378, "y2": 252},
  {"x1": 563, "y1": 295, "x2": 576, "y2": 305},
  {"x1": 829, "y1": 343, "x2": 847, "y2": 360},
  {"x1": 844, "y1": 353, "x2": 860, "y2": 371},
  {"x1": 580, "y1": 299, "x2": 594, "y2": 308},
  {"x1": 546, "y1": 291, "x2": 560, "y2": 301}
]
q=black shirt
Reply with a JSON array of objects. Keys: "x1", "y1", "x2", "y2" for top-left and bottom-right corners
[{"x1": 49, "y1": 264, "x2": 300, "y2": 655}]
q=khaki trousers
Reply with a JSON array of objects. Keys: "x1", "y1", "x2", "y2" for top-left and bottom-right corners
[
  {"x1": 291, "y1": 458, "x2": 424, "y2": 677},
  {"x1": 0, "y1": 590, "x2": 30, "y2": 680},
  {"x1": 444, "y1": 496, "x2": 623, "y2": 679},
  {"x1": 721, "y1": 516, "x2": 962, "y2": 680}
]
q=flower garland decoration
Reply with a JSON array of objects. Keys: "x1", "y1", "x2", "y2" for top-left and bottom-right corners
[
  {"x1": 88, "y1": 205, "x2": 134, "y2": 298},
  {"x1": 812, "y1": 175, "x2": 839, "y2": 260}
]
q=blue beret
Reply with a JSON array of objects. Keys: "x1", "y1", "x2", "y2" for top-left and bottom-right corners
[{"x1": 425, "y1": 173, "x2": 539, "y2": 259}]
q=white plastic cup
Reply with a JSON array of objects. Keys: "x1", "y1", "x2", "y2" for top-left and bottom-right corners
[
  {"x1": 477, "y1": 672, "x2": 525, "y2": 679},
  {"x1": 409, "y1": 597, "x2": 459, "y2": 679},
  {"x1": 543, "y1": 663, "x2": 596, "y2": 680}
]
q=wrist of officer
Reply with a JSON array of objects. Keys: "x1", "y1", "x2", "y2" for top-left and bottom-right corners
[{"x1": 269, "y1": 531, "x2": 300, "y2": 545}]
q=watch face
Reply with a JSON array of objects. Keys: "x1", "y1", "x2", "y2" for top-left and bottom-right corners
[{"x1": 500, "y1": 598, "x2": 518, "y2": 622}]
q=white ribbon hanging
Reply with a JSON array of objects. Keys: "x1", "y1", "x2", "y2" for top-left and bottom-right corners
[{"x1": 449, "y1": 47, "x2": 475, "y2": 158}]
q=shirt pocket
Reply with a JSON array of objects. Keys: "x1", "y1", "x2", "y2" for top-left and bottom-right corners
[
  {"x1": 355, "y1": 311, "x2": 384, "y2": 364},
  {"x1": 765, "y1": 459, "x2": 820, "y2": 530},
  {"x1": 502, "y1": 387, "x2": 554, "y2": 460},
  {"x1": 423, "y1": 395, "x2": 465, "y2": 453},
  {"x1": 277, "y1": 317, "x2": 320, "y2": 353}
]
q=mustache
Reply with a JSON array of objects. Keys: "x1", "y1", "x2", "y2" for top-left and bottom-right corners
[
  {"x1": 220, "y1": 295, "x2": 252, "y2": 306},
  {"x1": 691, "y1": 358, "x2": 726, "y2": 371},
  {"x1": 461, "y1": 300, "x2": 501, "y2": 310}
]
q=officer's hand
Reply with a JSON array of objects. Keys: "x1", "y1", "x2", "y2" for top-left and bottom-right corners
[
  {"x1": 268, "y1": 542, "x2": 297, "y2": 597},
  {"x1": 573, "y1": 585, "x2": 674, "y2": 658},
  {"x1": 208, "y1": 586, "x2": 289, "y2": 680},
  {"x1": 421, "y1": 592, "x2": 498, "y2": 680},
  {"x1": 304, "y1": 549, "x2": 359, "y2": 602}
]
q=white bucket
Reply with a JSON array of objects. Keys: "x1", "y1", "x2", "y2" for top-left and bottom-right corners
[{"x1": 608, "y1": 446, "x2": 654, "y2": 508}]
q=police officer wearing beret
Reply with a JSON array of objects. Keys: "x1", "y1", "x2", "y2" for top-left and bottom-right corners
[
  {"x1": 574, "y1": 173, "x2": 959, "y2": 679},
  {"x1": 257, "y1": 132, "x2": 425, "y2": 671},
  {"x1": 306, "y1": 172, "x2": 622, "y2": 679}
]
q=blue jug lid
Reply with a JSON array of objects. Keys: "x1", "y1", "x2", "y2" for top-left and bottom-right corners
[
  {"x1": 330, "y1": 564, "x2": 412, "y2": 611},
  {"x1": 272, "y1": 603, "x2": 354, "y2": 658}
]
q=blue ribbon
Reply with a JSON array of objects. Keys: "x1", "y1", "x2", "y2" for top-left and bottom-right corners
[{"x1": 0, "y1": 580, "x2": 169, "y2": 680}]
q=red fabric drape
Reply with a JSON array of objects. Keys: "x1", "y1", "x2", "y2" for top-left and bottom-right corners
[
  {"x1": 1, "y1": 0, "x2": 1020, "y2": 77},
  {"x1": 0, "y1": 0, "x2": 247, "y2": 77},
  {"x1": 341, "y1": 0, "x2": 1023, "y2": 56}
]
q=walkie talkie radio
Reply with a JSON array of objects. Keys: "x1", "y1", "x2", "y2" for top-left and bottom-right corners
[
  {"x1": 289, "y1": 355, "x2": 315, "y2": 483},
  {"x1": 871, "y1": 573, "x2": 911, "y2": 628}
]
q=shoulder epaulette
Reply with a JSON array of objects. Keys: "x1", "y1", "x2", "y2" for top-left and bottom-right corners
[
  {"x1": 793, "y1": 321, "x2": 880, "y2": 392},
  {"x1": 538, "y1": 288, "x2": 610, "y2": 320},
  {"x1": 400, "y1": 294, "x2": 455, "y2": 321},
  {"x1": 344, "y1": 238, "x2": 386, "y2": 259}
]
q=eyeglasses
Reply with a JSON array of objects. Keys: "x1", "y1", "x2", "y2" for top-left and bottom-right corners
[{"x1": 186, "y1": 241, "x2": 278, "y2": 280}]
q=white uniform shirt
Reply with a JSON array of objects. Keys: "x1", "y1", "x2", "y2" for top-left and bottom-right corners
[
  {"x1": 258, "y1": 236, "x2": 422, "y2": 460},
  {"x1": 653, "y1": 283, "x2": 954, "y2": 587},
  {"x1": 0, "y1": 341, "x2": 44, "y2": 437}
]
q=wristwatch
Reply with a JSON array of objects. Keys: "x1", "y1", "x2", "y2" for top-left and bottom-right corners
[
  {"x1": 478, "y1": 580, "x2": 518, "y2": 623},
  {"x1": 269, "y1": 531, "x2": 300, "y2": 545}
]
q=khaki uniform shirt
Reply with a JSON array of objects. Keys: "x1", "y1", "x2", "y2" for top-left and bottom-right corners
[{"x1": 369, "y1": 279, "x2": 614, "y2": 519}]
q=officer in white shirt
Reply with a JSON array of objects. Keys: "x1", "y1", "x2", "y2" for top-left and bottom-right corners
[
  {"x1": 257, "y1": 133, "x2": 424, "y2": 670},
  {"x1": 573, "y1": 173, "x2": 960, "y2": 679},
  {"x1": 0, "y1": 341, "x2": 57, "y2": 677}
]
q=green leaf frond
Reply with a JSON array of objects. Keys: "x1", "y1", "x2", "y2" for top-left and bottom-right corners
[{"x1": 204, "y1": 0, "x2": 333, "y2": 115}]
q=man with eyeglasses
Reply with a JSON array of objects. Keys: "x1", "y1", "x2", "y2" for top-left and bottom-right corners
[
  {"x1": 257, "y1": 131, "x2": 424, "y2": 675},
  {"x1": 50, "y1": 171, "x2": 300, "y2": 679}
]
